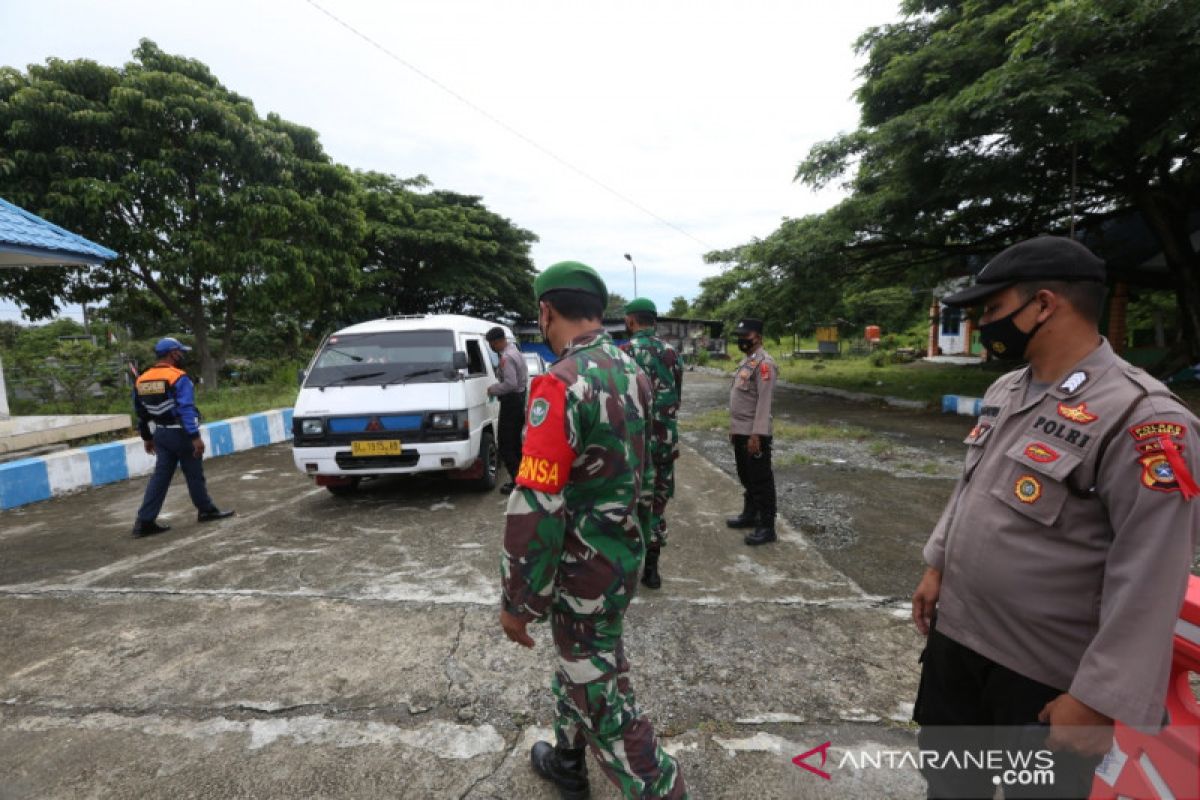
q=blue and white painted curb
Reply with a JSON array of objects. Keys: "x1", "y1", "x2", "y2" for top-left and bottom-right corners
[
  {"x1": 0, "y1": 409, "x2": 294, "y2": 511},
  {"x1": 941, "y1": 395, "x2": 983, "y2": 417}
]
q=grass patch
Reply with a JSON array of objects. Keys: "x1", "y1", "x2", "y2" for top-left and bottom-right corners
[
  {"x1": 678, "y1": 408, "x2": 730, "y2": 431},
  {"x1": 10, "y1": 383, "x2": 297, "y2": 423},
  {"x1": 192, "y1": 384, "x2": 298, "y2": 420},
  {"x1": 777, "y1": 356, "x2": 1001, "y2": 403},
  {"x1": 868, "y1": 440, "x2": 898, "y2": 459},
  {"x1": 774, "y1": 421, "x2": 872, "y2": 441},
  {"x1": 789, "y1": 453, "x2": 817, "y2": 466},
  {"x1": 708, "y1": 340, "x2": 1003, "y2": 404}
]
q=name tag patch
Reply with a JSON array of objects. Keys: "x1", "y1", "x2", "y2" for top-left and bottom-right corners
[
  {"x1": 137, "y1": 380, "x2": 168, "y2": 395},
  {"x1": 1031, "y1": 416, "x2": 1092, "y2": 448}
]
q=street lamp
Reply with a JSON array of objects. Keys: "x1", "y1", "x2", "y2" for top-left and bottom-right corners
[{"x1": 623, "y1": 253, "x2": 638, "y2": 297}]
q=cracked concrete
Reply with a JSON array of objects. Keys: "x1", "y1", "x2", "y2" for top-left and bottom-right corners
[{"x1": 0, "y1": 373, "x2": 981, "y2": 798}]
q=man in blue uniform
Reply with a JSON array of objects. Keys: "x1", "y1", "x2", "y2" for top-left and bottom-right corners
[{"x1": 131, "y1": 337, "x2": 234, "y2": 537}]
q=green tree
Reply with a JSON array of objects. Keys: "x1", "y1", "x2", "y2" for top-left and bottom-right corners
[
  {"x1": 667, "y1": 296, "x2": 690, "y2": 317},
  {"x1": 796, "y1": 0, "x2": 1200, "y2": 360},
  {"x1": 604, "y1": 292, "x2": 629, "y2": 319},
  {"x1": 0, "y1": 40, "x2": 364, "y2": 388},
  {"x1": 347, "y1": 172, "x2": 537, "y2": 326}
]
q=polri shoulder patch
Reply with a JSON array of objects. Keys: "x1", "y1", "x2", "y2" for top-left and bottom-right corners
[{"x1": 1129, "y1": 421, "x2": 1186, "y2": 442}]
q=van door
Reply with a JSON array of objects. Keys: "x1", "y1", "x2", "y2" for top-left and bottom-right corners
[{"x1": 461, "y1": 335, "x2": 498, "y2": 437}]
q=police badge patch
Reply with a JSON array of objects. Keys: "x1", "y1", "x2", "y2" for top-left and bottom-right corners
[
  {"x1": 1139, "y1": 453, "x2": 1180, "y2": 493},
  {"x1": 1014, "y1": 475, "x2": 1043, "y2": 504}
]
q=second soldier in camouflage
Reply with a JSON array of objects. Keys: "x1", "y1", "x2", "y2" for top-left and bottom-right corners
[{"x1": 621, "y1": 297, "x2": 683, "y2": 589}]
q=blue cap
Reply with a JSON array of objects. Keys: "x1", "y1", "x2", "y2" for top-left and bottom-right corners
[{"x1": 154, "y1": 337, "x2": 192, "y2": 356}]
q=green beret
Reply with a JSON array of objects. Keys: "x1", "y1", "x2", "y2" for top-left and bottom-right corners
[
  {"x1": 623, "y1": 297, "x2": 657, "y2": 315},
  {"x1": 534, "y1": 261, "x2": 608, "y2": 306}
]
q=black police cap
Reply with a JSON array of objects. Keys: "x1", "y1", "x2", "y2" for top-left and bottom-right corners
[
  {"x1": 942, "y1": 236, "x2": 1106, "y2": 308},
  {"x1": 732, "y1": 318, "x2": 764, "y2": 335}
]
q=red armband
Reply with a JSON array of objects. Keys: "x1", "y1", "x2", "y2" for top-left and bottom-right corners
[{"x1": 517, "y1": 374, "x2": 575, "y2": 493}]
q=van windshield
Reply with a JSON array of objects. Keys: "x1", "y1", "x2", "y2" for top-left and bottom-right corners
[{"x1": 307, "y1": 330, "x2": 456, "y2": 387}]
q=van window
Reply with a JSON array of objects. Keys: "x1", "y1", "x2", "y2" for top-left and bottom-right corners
[
  {"x1": 464, "y1": 339, "x2": 488, "y2": 377},
  {"x1": 307, "y1": 330, "x2": 455, "y2": 387}
]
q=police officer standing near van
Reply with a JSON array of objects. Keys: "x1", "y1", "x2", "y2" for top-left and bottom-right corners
[
  {"x1": 131, "y1": 337, "x2": 234, "y2": 538},
  {"x1": 726, "y1": 318, "x2": 779, "y2": 545},
  {"x1": 910, "y1": 237, "x2": 1200, "y2": 798},
  {"x1": 486, "y1": 327, "x2": 529, "y2": 495}
]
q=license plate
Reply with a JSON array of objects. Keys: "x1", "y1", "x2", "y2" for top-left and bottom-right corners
[{"x1": 350, "y1": 440, "x2": 401, "y2": 456}]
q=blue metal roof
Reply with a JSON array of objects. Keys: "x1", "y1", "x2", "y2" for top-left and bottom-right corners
[{"x1": 0, "y1": 196, "x2": 118, "y2": 266}]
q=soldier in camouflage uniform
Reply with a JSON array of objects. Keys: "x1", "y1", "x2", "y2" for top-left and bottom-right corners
[
  {"x1": 620, "y1": 297, "x2": 683, "y2": 590},
  {"x1": 499, "y1": 261, "x2": 688, "y2": 800}
]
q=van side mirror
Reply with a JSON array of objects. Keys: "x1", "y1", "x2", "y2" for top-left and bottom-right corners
[
  {"x1": 297, "y1": 368, "x2": 307, "y2": 386},
  {"x1": 452, "y1": 351, "x2": 469, "y2": 370}
]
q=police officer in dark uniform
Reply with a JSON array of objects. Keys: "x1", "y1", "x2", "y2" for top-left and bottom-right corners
[
  {"x1": 725, "y1": 318, "x2": 779, "y2": 545},
  {"x1": 131, "y1": 337, "x2": 234, "y2": 537}
]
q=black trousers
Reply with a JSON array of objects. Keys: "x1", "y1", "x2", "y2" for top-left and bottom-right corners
[
  {"x1": 731, "y1": 434, "x2": 775, "y2": 523},
  {"x1": 914, "y1": 628, "x2": 1105, "y2": 799},
  {"x1": 497, "y1": 392, "x2": 526, "y2": 481}
]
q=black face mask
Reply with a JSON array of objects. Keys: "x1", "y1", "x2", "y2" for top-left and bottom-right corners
[
  {"x1": 737, "y1": 338, "x2": 755, "y2": 354},
  {"x1": 540, "y1": 309, "x2": 557, "y2": 357},
  {"x1": 979, "y1": 296, "x2": 1043, "y2": 361}
]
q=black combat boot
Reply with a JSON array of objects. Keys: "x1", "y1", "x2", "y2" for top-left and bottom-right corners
[
  {"x1": 531, "y1": 741, "x2": 590, "y2": 799},
  {"x1": 744, "y1": 519, "x2": 777, "y2": 546},
  {"x1": 725, "y1": 501, "x2": 757, "y2": 529},
  {"x1": 641, "y1": 547, "x2": 662, "y2": 590},
  {"x1": 132, "y1": 519, "x2": 171, "y2": 538}
]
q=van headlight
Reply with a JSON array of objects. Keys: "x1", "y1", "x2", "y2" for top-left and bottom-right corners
[
  {"x1": 429, "y1": 412, "x2": 457, "y2": 430},
  {"x1": 300, "y1": 418, "x2": 325, "y2": 435}
]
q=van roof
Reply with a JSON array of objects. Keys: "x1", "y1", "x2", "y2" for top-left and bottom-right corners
[{"x1": 330, "y1": 314, "x2": 511, "y2": 338}]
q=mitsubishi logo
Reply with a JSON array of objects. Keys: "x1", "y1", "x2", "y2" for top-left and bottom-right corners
[{"x1": 365, "y1": 416, "x2": 384, "y2": 432}]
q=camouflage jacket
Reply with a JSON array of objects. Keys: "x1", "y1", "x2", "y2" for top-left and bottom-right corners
[
  {"x1": 621, "y1": 328, "x2": 683, "y2": 463},
  {"x1": 501, "y1": 329, "x2": 655, "y2": 622}
]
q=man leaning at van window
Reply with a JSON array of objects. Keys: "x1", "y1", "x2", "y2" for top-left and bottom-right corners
[{"x1": 486, "y1": 327, "x2": 529, "y2": 495}]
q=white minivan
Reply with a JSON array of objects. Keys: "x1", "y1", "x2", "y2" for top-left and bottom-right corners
[{"x1": 292, "y1": 314, "x2": 507, "y2": 495}]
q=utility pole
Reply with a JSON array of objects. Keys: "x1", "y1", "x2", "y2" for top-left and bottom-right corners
[{"x1": 623, "y1": 253, "x2": 638, "y2": 297}]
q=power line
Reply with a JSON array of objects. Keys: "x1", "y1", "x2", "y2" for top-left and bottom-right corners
[{"x1": 301, "y1": 0, "x2": 714, "y2": 252}]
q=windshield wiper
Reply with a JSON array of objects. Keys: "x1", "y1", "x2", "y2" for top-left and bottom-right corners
[
  {"x1": 324, "y1": 347, "x2": 364, "y2": 362},
  {"x1": 319, "y1": 370, "x2": 386, "y2": 388},
  {"x1": 383, "y1": 367, "x2": 449, "y2": 387}
]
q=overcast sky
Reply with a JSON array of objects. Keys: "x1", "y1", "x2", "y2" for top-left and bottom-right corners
[{"x1": 0, "y1": 0, "x2": 901, "y2": 323}]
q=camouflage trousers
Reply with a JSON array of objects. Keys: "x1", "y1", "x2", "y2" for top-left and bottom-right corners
[
  {"x1": 551, "y1": 606, "x2": 687, "y2": 799},
  {"x1": 648, "y1": 456, "x2": 676, "y2": 549}
]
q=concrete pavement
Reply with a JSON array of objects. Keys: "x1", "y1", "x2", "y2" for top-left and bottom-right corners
[{"x1": 0, "y1": 376, "x2": 942, "y2": 799}]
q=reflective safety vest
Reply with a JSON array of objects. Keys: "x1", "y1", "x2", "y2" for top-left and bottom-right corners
[{"x1": 135, "y1": 365, "x2": 188, "y2": 424}]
